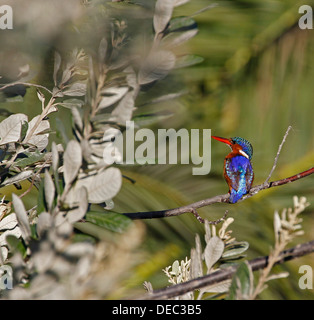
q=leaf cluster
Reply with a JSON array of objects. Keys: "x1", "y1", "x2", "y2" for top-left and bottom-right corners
[{"x1": 0, "y1": 0, "x2": 202, "y2": 299}]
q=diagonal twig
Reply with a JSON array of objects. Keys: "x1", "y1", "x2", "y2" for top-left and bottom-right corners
[{"x1": 265, "y1": 125, "x2": 292, "y2": 184}]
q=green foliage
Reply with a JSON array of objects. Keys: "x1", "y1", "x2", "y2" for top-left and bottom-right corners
[
  {"x1": 85, "y1": 211, "x2": 131, "y2": 233},
  {"x1": 0, "y1": 0, "x2": 313, "y2": 300},
  {"x1": 0, "y1": 0, "x2": 205, "y2": 299}
]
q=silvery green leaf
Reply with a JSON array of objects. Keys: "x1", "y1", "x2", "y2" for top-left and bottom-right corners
[
  {"x1": 84, "y1": 168, "x2": 122, "y2": 204},
  {"x1": 66, "y1": 187, "x2": 88, "y2": 224},
  {"x1": 26, "y1": 134, "x2": 49, "y2": 152},
  {"x1": 266, "y1": 272, "x2": 289, "y2": 282},
  {"x1": 51, "y1": 141, "x2": 59, "y2": 172},
  {"x1": 12, "y1": 194, "x2": 31, "y2": 242},
  {"x1": 175, "y1": 54, "x2": 204, "y2": 69},
  {"x1": 63, "y1": 140, "x2": 82, "y2": 185},
  {"x1": 53, "y1": 51, "x2": 62, "y2": 86},
  {"x1": 57, "y1": 98, "x2": 84, "y2": 109},
  {"x1": 26, "y1": 115, "x2": 50, "y2": 137},
  {"x1": 0, "y1": 228, "x2": 22, "y2": 246},
  {"x1": 61, "y1": 68, "x2": 72, "y2": 85},
  {"x1": 44, "y1": 170, "x2": 55, "y2": 211},
  {"x1": 63, "y1": 81, "x2": 87, "y2": 97},
  {"x1": 143, "y1": 281, "x2": 153, "y2": 293},
  {"x1": 138, "y1": 50, "x2": 176, "y2": 85},
  {"x1": 32, "y1": 241, "x2": 55, "y2": 273},
  {"x1": 274, "y1": 210, "x2": 281, "y2": 243},
  {"x1": 14, "y1": 150, "x2": 45, "y2": 168},
  {"x1": 190, "y1": 234, "x2": 203, "y2": 278},
  {"x1": 0, "y1": 113, "x2": 28, "y2": 145},
  {"x1": 0, "y1": 170, "x2": 33, "y2": 187},
  {"x1": 163, "y1": 29, "x2": 198, "y2": 48},
  {"x1": 171, "y1": 260, "x2": 180, "y2": 276},
  {"x1": 0, "y1": 213, "x2": 18, "y2": 231},
  {"x1": 17, "y1": 64, "x2": 30, "y2": 79},
  {"x1": 222, "y1": 241, "x2": 249, "y2": 260},
  {"x1": 167, "y1": 16, "x2": 196, "y2": 33},
  {"x1": 71, "y1": 106, "x2": 83, "y2": 131},
  {"x1": 80, "y1": 139, "x2": 92, "y2": 163},
  {"x1": 125, "y1": 67, "x2": 138, "y2": 89},
  {"x1": 204, "y1": 236, "x2": 224, "y2": 273},
  {"x1": 24, "y1": 115, "x2": 50, "y2": 151},
  {"x1": 204, "y1": 219, "x2": 211, "y2": 243},
  {"x1": 227, "y1": 261, "x2": 253, "y2": 300},
  {"x1": 110, "y1": 91, "x2": 135, "y2": 124},
  {"x1": 85, "y1": 211, "x2": 131, "y2": 233},
  {"x1": 190, "y1": 248, "x2": 202, "y2": 279},
  {"x1": 56, "y1": 220, "x2": 73, "y2": 237},
  {"x1": 53, "y1": 86, "x2": 64, "y2": 97},
  {"x1": 64, "y1": 242, "x2": 94, "y2": 258},
  {"x1": 98, "y1": 87, "x2": 129, "y2": 110},
  {"x1": 102, "y1": 199, "x2": 114, "y2": 210},
  {"x1": 36, "y1": 89, "x2": 45, "y2": 104},
  {"x1": 153, "y1": 0, "x2": 175, "y2": 34},
  {"x1": 0, "y1": 246, "x2": 8, "y2": 262},
  {"x1": 36, "y1": 212, "x2": 52, "y2": 238},
  {"x1": 67, "y1": 168, "x2": 122, "y2": 204}
]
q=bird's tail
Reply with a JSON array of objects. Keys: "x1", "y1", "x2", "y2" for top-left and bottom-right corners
[{"x1": 229, "y1": 189, "x2": 244, "y2": 203}]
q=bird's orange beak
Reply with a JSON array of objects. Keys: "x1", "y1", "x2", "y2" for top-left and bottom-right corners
[{"x1": 211, "y1": 136, "x2": 232, "y2": 146}]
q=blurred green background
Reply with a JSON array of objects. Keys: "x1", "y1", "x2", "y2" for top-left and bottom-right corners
[{"x1": 1, "y1": 0, "x2": 314, "y2": 299}]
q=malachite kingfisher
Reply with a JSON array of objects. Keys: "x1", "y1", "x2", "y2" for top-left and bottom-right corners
[{"x1": 212, "y1": 136, "x2": 254, "y2": 203}]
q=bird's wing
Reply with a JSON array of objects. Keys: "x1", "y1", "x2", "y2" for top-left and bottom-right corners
[
  {"x1": 224, "y1": 156, "x2": 253, "y2": 192},
  {"x1": 245, "y1": 162, "x2": 254, "y2": 191},
  {"x1": 224, "y1": 158, "x2": 242, "y2": 192}
]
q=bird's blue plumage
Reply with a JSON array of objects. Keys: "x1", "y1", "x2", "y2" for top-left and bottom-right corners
[
  {"x1": 225, "y1": 155, "x2": 254, "y2": 203},
  {"x1": 212, "y1": 135, "x2": 254, "y2": 203}
]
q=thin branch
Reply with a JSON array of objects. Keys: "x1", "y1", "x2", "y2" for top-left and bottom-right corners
[
  {"x1": 189, "y1": 208, "x2": 229, "y2": 224},
  {"x1": 265, "y1": 125, "x2": 292, "y2": 184},
  {"x1": 122, "y1": 167, "x2": 314, "y2": 221},
  {"x1": 136, "y1": 240, "x2": 314, "y2": 300},
  {"x1": 0, "y1": 81, "x2": 53, "y2": 95}
]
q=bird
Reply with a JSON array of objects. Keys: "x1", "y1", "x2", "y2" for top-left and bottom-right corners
[{"x1": 212, "y1": 135, "x2": 254, "y2": 203}]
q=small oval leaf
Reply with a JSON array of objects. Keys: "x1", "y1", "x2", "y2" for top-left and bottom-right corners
[
  {"x1": 12, "y1": 194, "x2": 31, "y2": 242},
  {"x1": 153, "y1": 0, "x2": 174, "y2": 34},
  {"x1": 63, "y1": 140, "x2": 82, "y2": 185},
  {"x1": 222, "y1": 241, "x2": 249, "y2": 259},
  {"x1": 44, "y1": 170, "x2": 55, "y2": 211},
  {"x1": 204, "y1": 236, "x2": 224, "y2": 273},
  {"x1": 0, "y1": 113, "x2": 28, "y2": 145}
]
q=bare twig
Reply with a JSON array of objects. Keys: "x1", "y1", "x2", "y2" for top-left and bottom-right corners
[
  {"x1": 265, "y1": 125, "x2": 292, "y2": 184},
  {"x1": 190, "y1": 208, "x2": 228, "y2": 224},
  {"x1": 136, "y1": 240, "x2": 314, "y2": 300},
  {"x1": 0, "y1": 81, "x2": 53, "y2": 95}
]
